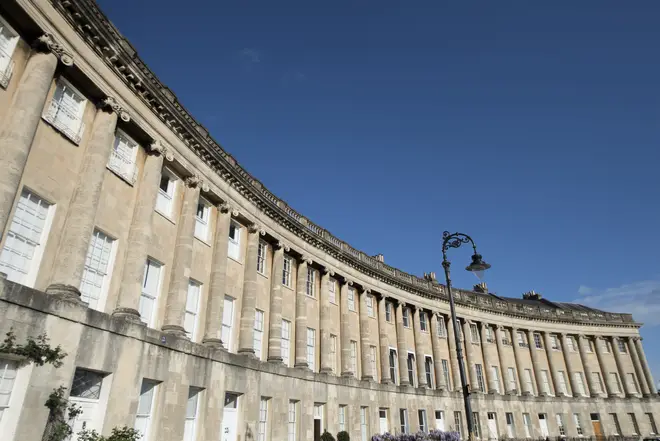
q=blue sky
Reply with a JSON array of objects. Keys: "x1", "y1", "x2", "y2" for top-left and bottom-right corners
[{"x1": 97, "y1": 0, "x2": 660, "y2": 380}]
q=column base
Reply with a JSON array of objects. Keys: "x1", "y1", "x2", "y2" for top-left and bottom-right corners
[
  {"x1": 161, "y1": 324, "x2": 188, "y2": 339},
  {"x1": 643, "y1": 393, "x2": 652, "y2": 398},
  {"x1": 294, "y1": 362, "x2": 309, "y2": 369},
  {"x1": 238, "y1": 347, "x2": 256, "y2": 357},
  {"x1": 201, "y1": 337, "x2": 225, "y2": 350},
  {"x1": 267, "y1": 356, "x2": 284, "y2": 364},
  {"x1": 45, "y1": 283, "x2": 83, "y2": 303},
  {"x1": 111, "y1": 307, "x2": 143, "y2": 324},
  {"x1": 361, "y1": 375, "x2": 374, "y2": 382},
  {"x1": 399, "y1": 380, "x2": 411, "y2": 387},
  {"x1": 507, "y1": 390, "x2": 517, "y2": 396},
  {"x1": 341, "y1": 371, "x2": 354, "y2": 378},
  {"x1": 522, "y1": 391, "x2": 533, "y2": 396},
  {"x1": 319, "y1": 367, "x2": 333, "y2": 374},
  {"x1": 381, "y1": 379, "x2": 393, "y2": 385}
]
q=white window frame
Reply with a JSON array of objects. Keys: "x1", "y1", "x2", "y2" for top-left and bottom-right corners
[
  {"x1": 347, "y1": 287, "x2": 356, "y2": 311},
  {"x1": 330, "y1": 334, "x2": 338, "y2": 374},
  {"x1": 471, "y1": 323, "x2": 480, "y2": 343},
  {"x1": 610, "y1": 372, "x2": 622, "y2": 394},
  {"x1": 610, "y1": 413, "x2": 621, "y2": 435},
  {"x1": 475, "y1": 364, "x2": 485, "y2": 392},
  {"x1": 42, "y1": 77, "x2": 87, "y2": 144},
  {"x1": 556, "y1": 414, "x2": 566, "y2": 437},
  {"x1": 184, "y1": 279, "x2": 202, "y2": 341},
  {"x1": 282, "y1": 255, "x2": 292, "y2": 287},
  {"x1": 253, "y1": 309, "x2": 265, "y2": 359},
  {"x1": 629, "y1": 413, "x2": 640, "y2": 435},
  {"x1": 541, "y1": 370, "x2": 551, "y2": 396},
  {"x1": 558, "y1": 370, "x2": 569, "y2": 395},
  {"x1": 288, "y1": 400, "x2": 297, "y2": 441},
  {"x1": 338, "y1": 405, "x2": 347, "y2": 432},
  {"x1": 534, "y1": 333, "x2": 543, "y2": 349},
  {"x1": 385, "y1": 302, "x2": 392, "y2": 322},
  {"x1": 647, "y1": 413, "x2": 658, "y2": 435},
  {"x1": 627, "y1": 373, "x2": 639, "y2": 394},
  {"x1": 522, "y1": 413, "x2": 532, "y2": 438},
  {"x1": 407, "y1": 352, "x2": 416, "y2": 386},
  {"x1": 507, "y1": 367, "x2": 517, "y2": 392},
  {"x1": 227, "y1": 221, "x2": 241, "y2": 261},
  {"x1": 350, "y1": 340, "x2": 358, "y2": 376},
  {"x1": 0, "y1": 189, "x2": 55, "y2": 288},
  {"x1": 491, "y1": 365, "x2": 501, "y2": 393},
  {"x1": 617, "y1": 339, "x2": 627, "y2": 353},
  {"x1": 222, "y1": 296, "x2": 236, "y2": 352},
  {"x1": 305, "y1": 267, "x2": 315, "y2": 297},
  {"x1": 418, "y1": 409, "x2": 428, "y2": 433},
  {"x1": 442, "y1": 359, "x2": 451, "y2": 391},
  {"x1": 524, "y1": 369, "x2": 534, "y2": 395},
  {"x1": 155, "y1": 168, "x2": 178, "y2": 219},
  {"x1": 139, "y1": 258, "x2": 163, "y2": 328},
  {"x1": 135, "y1": 379, "x2": 159, "y2": 441},
  {"x1": 194, "y1": 198, "x2": 211, "y2": 242},
  {"x1": 506, "y1": 413, "x2": 515, "y2": 438},
  {"x1": 575, "y1": 372, "x2": 587, "y2": 396},
  {"x1": 419, "y1": 311, "x2": 428, "y2": 331},
  {"x1": 400, "y1": 408, "x2": 409, "y2": 434},
  {"x1": 551, "y1": 335, "x2": 560, "y2": 350},
  {"x1": 0, "y1": 15, "x2": 19, "y2": 88},
  {"x1": 591, "y1": 372, "x2": 603, "y2": 394},
  {"x1": 258, "y1": 397, "x2": 269, "y2": 441},
  {"x1": 402, "y1": 307, "x2": 410, "y2": 328},
  {"x1": 389, "y1": 348, "x2": 398, "y2": 384},
  {"x1": 79, "y1": 228, "x2": 117, "y2": 312},
  {"x1": 328, "y1": 278, "x2": 336, "y2": 304},
  {"x1": 425, "y1": 356, "x2": 434, "y2": 388},
  {"x1": 306, "y1": 328, "x2": 315, "y2": 371},
  {"x1": 567, "y1": 336, "x2": 577, "y2": 352},
  {"x1": 573, "y1": 413, "x2": 584, "y2": 436},
  {"x1": 366, "y1": 295, "x2": 374, "y2": 317},
  {"x1": 436, "y1": 316, "x2": 446, "y2": 337},
  {"x1": 281, "y1": 319, "x2": 291, "y2": 367},
  {"x1": 108, "y1": 128, "x2": 140, "y2": 185},
  {"x1": 370, "y1": 346, "x2": 378, "y2": 379},
  {"x1": 184, "y1": 387, "x2": 202, "y2": 441},
  {"x1": 361, "y1": 406, "x2": 369, "y2": 441}
]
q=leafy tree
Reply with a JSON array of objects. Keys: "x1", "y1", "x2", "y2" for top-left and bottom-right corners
[{"x1": 338, "y1": 430, "x2": 350, "y2": 441}]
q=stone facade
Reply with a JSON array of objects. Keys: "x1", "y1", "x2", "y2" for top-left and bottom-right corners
[{"x1": 0, "y1": 1, "x2": 658, "y2": 441}]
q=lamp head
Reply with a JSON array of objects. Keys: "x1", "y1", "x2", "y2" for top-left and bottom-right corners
[{"x1": 465, "y1": 253, "x2": 491, "y2": 280}]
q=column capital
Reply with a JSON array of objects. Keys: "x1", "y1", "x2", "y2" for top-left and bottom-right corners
[
  {"x1": 148, "y1": 140, "x2": 174, "y2": 160},
  {"x1": 218, "y1": 202, "x2": 240, "y2": 217},
  {"x1": 247, "y1": 223, "x2": 266, "y2": 235},
  {"x1": 99, "y1": 96, "x2": 131, "y2": 122},
  {"x1": 321, "y1": 266, "x2": 334, "y2": 276},
  {"x1": 184, "y1": 174, "x2": 202, "y2": 188},
  {"x1": 595, "y1": 335, "x2": 605, "y2": 341},
  {"x1": 634, "y1": 336, "x2": 642, "y2": 342},
  {"x1": 34, "y1": 33, "x2": 74, "y2": 66},
  {"x1": 273, "y1": 240, "x2": 289, "y2": 252},
  {"x1": 577, "y1": 334, "x2": 588, "y2": 340},
  {"x1": 362, "y1": 287, "x2": 371, "y2": 295},
  {"x1": 298, "y1": 255, "x2": 313, "y2": 265}
]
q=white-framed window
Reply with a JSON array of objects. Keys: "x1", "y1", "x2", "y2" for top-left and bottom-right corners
[
  {"x1": 43, "y1": 77, "x2": 86, "y2": 144},
  {"x1": 506, "y1": 413, "x2": 515, "y2": 438},
  {"x1": 567, "y1": 336, "x2": 577, "y2": 352},
  {"x1": 227, "y1": 221, "x2": 241, "y2": 261},
  {"x1": 370, "y1": 346, "x2": 378, "y2": 379},
  {"x1": 79, "y1": 229, "x2": 116, "y2": 311},
  {"x1": 134, "y1": 379, "x2": 158, "y2": 441},
  {"x1": 610, "y1": 413, "x2": 622, "y2": 435},
  {"x1": 281, "y1": 319, "x2": 291, "y2": 367},
  {"x1": 287, "y1": 400, "x2": 297, "y2": 441},
  {"x1": 366, "y1": 295, "x2": 374, "y2": 317},
  {"x1": 617, "y1": 339, "x2": 627, "y2": 353},
  {"x1": 328, "y1": 278, "x2": 336, "y2": 303},
  {"x1": 68, "y1": 368, "x2": 109, "y2": 438},
  {"x1": 254, "y1": 309, "x2": 265, "y2": 359},
  {"x1": 556, "y1": 414, "x2": 566, "y2": 437},
  {"x1": 385, "y1": 302, "x2": 393, "y2": 322},
  {"x1": 402, "y1": 307, "x2": 410, "y2": 327},
  {"x1": 647, "y1": 413, "x2": 658, "y2": 435},
  {"x1": 558, "y1": 370, "x2": 569, "y2": 395},
  {"x1": 587, "y1": 339, "x2": 595, "y2": 353},
  {"x1": 0, "y1": 15, "x2": 19, "y2": 88},
  {"x1": 470, "y1": 324, "x2": 480, "y2": 343},
  {"x1": 183, "y1": 387, "x2": 202, "y2": 441},
  {"x1": 551, "y1": 335, "x2": 560, "y2": 350},
  {"x1": 425, "y1": 356, "x2": 434, "y2": 388},
  {"x1": 627, "y1": 373, "x2": 639, "y2": 394},
  {"x1": 194, "y1": 198, "x2": 211, "y2": 241},
  {"x1": 282, "y1": 256, "x2": 292, "y2": 287},
  {"x1": 610, "y1": 372, "x2": 622, "y2": 394},
  {"x1": 258, "y1": 397, "x2": 269, "y2": 441},
  {"x1": 534, "y1": 333, "x2": 543, "y2": 349},
  {"x1": 501, "y1": 329, "x2": 511, "y2": 345},
  {"x1": 436, "y1": 316, "x2": 446, "y2": 337},
  {"x1": 0, "y1": 359, "x2": 18, "y2": 424},
  {"x1": 541, "y1": 370, "x2": 551, "y2": 395},
  {"x1": 591, "y1": 372, "x2": 603, "y2": 394},
  {"x1": 575, "y1": 372, "x2": 587, "y2": 396},
  {"x1": 419, "y1": 311, "x2": 428, "y2": 331},
  {"x1": 522, "y1": 413, "x2": 532, "y2": 438},
  {"x1": 0, "y1": 189, "x2": 54, "y2": 287},
  {"x1": 184, "y1": 279, "x2": 202, "y2": 341},
  {"x1": 306, "y1": 328, "x2": 315, "y2": 371},
  {"x1": 491, "y1": 365, "x2": 500, "y2": 393},
  {"x1": 507, "y1": 367, "x2": 517, "y2": 392},
  {"x1": 524, "y1": 369, "x2": 534, "y2": 395},
  {"x1": 442, "y1": 359, "x2": 451, "y2": 390},
  {"x1": 629, "y1": 413, "x2": 640, "y2": 435},
  {"x1": 108, "y1": 129, "x2": 139, "y2": 184},
  {"x1": 348, "y1": 287, "x2": 356, "y2": 311},
  {"x1": 454, "y1": 412, "x2": 463, "y2": 438},
  {"x1": 305, "y1": 267, "x2": 315, "y2": 297},
  {"x1": 473, "y1": 412, "x2": 481, "y2": 439},
  {"x1": 139, "y1": 259, "x2": 162, "y2": 327},
  {"x1": 475, "y1": 364, "x2": 485, "y2": 392},
  {"x1": 517, "y1": 331, "x2": 527, "y2": 347},
  {"x1": 485, "y1": 326, "x2": 494, "y2": 343},
  {"x1": 330, "y1": 334, "x2": 338, "y2": 374},
  {"x1": 573, "y1": 413, "x2": 584, "y2": 436},
  {"x1": 155, "y1": 169, "x2": 177, "y2": 218},
  {"x1": 338, "y1": 405, "x2": 347, "y2": 432},
  {"x1": 256, "y1": 241, "x2": 267, "y2": 275},
  {"x1": 400, "y1": 408, "x2": 409, "y2": 434},
  {"x1": 350, "y1": 341, "x2": 358, "y2": 376},
  {"x1": 222, "y1": 296, "x2": 235, "y2": 351},
  {"x1": 604, "y1": 340, "x2": 611, "y2": 353},
  {"x1": 418, "y1": 409, "x2": 428, "y2": 433},
  {"x1": 361, "y1": 407, "x2": 370, "y2": 441},
  {"x1": 389, "y1": 349, "x2": 398, "y2": 383},
  {"x1": 407, "y1": 353, "x2": 416, "y2": 386}
]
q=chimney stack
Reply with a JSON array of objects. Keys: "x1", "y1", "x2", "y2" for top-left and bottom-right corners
[{"x1": 473, "y1": 282, "x2": 488, "y2": 294}]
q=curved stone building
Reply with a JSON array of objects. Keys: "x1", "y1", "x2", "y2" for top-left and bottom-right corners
[{"x1": 0, "y1": 1, "x2": 657, "y2": 441}]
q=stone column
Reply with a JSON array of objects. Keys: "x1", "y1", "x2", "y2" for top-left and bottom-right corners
[
  {"x1": 511, "y1": 327, "x2": 530, "y2": 395},
  {"x1": 480, "y1": 323, "x2": 496, "y2": 394},
  {"x1": 340, "y1": 279, "x2": 353, "y2": 376},
  {"x1": 462, "y1": 320, "x2": 479, "y2": 392},
  {"x1": 627, "y1": 337, "x2": 650, "y2": 396},
  {"x1": 377, "y1": 296, "x2": 391, "y2": 384},
  {"x1": 430, "y1": 312, "x2": 446, "y2": 391},
  {"x1": 412, "y1": 307, "x2": 427, "y2": 388},
  {"x1": 634, "y1": 337, "x2": 657, "y2": 394},
  {"x1": 527, "y1": 329, "x2": 545, "y2": 396},
  {"x1": 594, "y1": 336, "x2": 614, "y2": 396},
  {"x1": 112, "y1": 143, "x2": 166, "y2": 321},
  {"x1": 577, "y1": 335, "x2": 599, "y2": 397},
  {"x1": 359, "y1": 288, "x2": 373, "y2": 380},
  {"x1": 543, "y1": 331, "x2": 564, "y2": 396},
  {"x1": 201, "y1": 203, "x2": 234, "y2": 348},
  {"x1": 446, "y1": 315, "x2": 461, "y2": 391},
  {"x1": 394, "y1": 302, "x2": 409, "y2": 385},
  {"x1": 160, "y1": 176, "x2": 201, "y2": 337},
  {"x1": 495, "y1": 326, "x2": 512, "y2": 394},
  {"x1": 237, "y1": 224, "x2": 262, "y2": 354},
  {"x1": 319, "y1": 267, "x2": 334, "y2": 373},
  {"x1": 559, "y1": 333, "x2": 580, "y2": 396},
  {"x1": 612, "y1": 337, "x2": 631, "y2": 396},
  {"x1": 46, "y1": 97, "x2": 129, "y2": 300},
  {"x1": 0, "y1": 35, "x2": 65, "y2": 240}
]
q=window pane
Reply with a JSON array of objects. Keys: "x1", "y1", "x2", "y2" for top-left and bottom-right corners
[{"x1": 70, "y1": 369, "x2": 104, "y2": 399}]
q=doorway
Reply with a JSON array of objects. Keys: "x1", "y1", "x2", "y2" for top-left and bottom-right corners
[
  {"x1": 591, "y1": 414, "x2": 603, "y2": 440},
  {"x1": 314, "y1": 403, "x2": 324, "y2": 441},
  {"x1": 379, "y1": 408, "x2": 389, "y2": 434},
  {"x1": 538, "y1": 413, "x2": 549, "y2": 437},
  {"x1": 487, "y1": 412, "x2": 498, "y2": 440},
  {"x1": 435, "y1": 410, "x2": 445, "y2": 431},
  {"x1": 222, "y1": 393, "x2": 239, "y2": 441}
]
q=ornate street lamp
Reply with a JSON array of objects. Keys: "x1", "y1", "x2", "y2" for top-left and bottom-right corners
[{"x1": 442, "y1": 231, "x2": 491, "y2": 441}]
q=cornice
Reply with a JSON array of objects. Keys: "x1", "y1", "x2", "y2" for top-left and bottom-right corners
[{"x1": 47, "y1": 0, "x2": 638, "y2": 329}]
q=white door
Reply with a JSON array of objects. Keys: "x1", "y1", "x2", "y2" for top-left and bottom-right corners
[
  {"x1": 69, "y1": 398, "x2": 99, "y2": 439},
  {"x1": 487, "y1": 413, "x2": 498, "y2": 441},
  {"x1": 222, "y1": 408, "x2": 237, "y2": 441},
  {"x1": 379, "y1": 409, "x2": 388, "y2": 434},
  {"x1": 538, "y1": 414, "x2": 549, "y2": 437},
  {"x1": 435, "y1": 411, "x2": 445, "y2": 431}
]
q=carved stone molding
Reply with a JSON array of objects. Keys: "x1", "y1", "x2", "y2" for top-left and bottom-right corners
[
  {"x1": 299, "y1": 255, "x2": 313, "y2": 265},
  {"x1": 247, "y1": 223, "x2": 265, "y2": 235},
  {"x1": 184, "y1": 174, "x2": 201, "y2": 188},
  {"x1": 322, "y1": 266, "x2": 335, "y2": 276},
  {"x1": 34, "y1": 33, "x2": 74, "y2": 66},
  {"x1": 275, "y1": 241, "x2": 290, "y2": 252},
  {"x1": 99, "y1": 96, "x2": 130, "y2": 122}
]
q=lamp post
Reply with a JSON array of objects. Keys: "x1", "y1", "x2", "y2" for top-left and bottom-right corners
[{"x1": 442, "y1": 231, "x2": 491, "y2": 441}]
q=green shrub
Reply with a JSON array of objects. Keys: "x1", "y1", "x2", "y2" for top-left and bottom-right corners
[
  {"x1": 321, "y1": 430, "x2": 336, "y2": 441},
  {"x1": 77, "y1": 426, "x2": 142, "y2": 441},
  {"x1": 337, "y1": 430, "x2": 350, "y2": 441}
]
